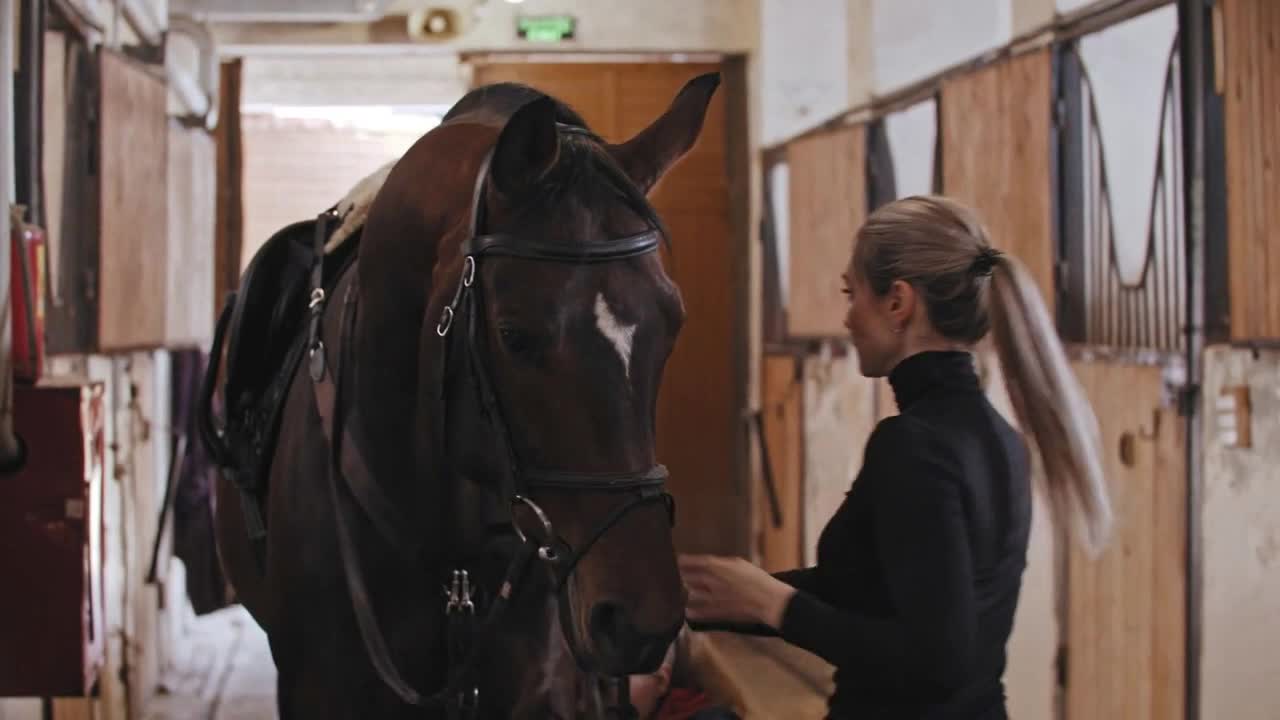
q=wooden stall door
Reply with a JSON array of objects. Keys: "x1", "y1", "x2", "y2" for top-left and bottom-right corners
[
  {"x1": 99, "y1": 50, "x2": 169, "y2": 351},
  {"x1": 786, "y1": 125, "x2": 866, "y2": 338},
  {"x1": 941, "y1": 49, "x2": 1061, "y2": 718},
  {"x1": 941, "y1": 48, "x2": 1055, "y2": 312},
  {"x1": 1067, "y1": 362, "x2": 1186, "y2": 720},
  {"x1": 757, "y1": 355, "x2": 803, "y2": 573},
  {"x1": 469, "y1": 62, "x2": 743, "y2": 555},
  {"x1": 1223, "y1": 0, "x2": 1280, "y2": 340}
]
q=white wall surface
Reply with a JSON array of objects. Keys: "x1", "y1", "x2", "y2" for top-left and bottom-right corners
[
  {"x1": 759, "y1": 0, "x2": 850, "y2": 145},
  {"x1": 871, "y1": 0, "x2": 1012, "y2": 94},
  {"x1": 215, "y1": 0, "x2": 758, "y2": 54},
  {"x1": 883, "y1": 97, "x2": 937, "y2": 198}
]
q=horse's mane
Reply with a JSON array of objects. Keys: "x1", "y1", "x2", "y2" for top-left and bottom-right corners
[{"x1": 445, "y1": 82, "x2": 669, "y2": 246}]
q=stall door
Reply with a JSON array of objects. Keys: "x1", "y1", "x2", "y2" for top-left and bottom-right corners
[
  {"x1": 470, "y1": 61, "x2": 743, "y2": 555},
  {"x1": 1067, "y1": 361, "x2": 1186, "y2": 720},
  {"x1": 941, "y1": 48, "x2": 1061, "y2": 720}
]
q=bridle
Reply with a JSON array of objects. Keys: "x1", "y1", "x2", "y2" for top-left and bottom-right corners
[{"x1": 309, "y1": 123, "x2": 678, "y2": 719}]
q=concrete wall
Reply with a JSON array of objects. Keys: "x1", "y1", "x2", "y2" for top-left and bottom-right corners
[{"x1": 1200, "y1": 345, "x2": 1280, "y2": 720}]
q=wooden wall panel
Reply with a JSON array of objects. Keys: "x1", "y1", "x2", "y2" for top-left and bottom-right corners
[
  {"x1": 1066, "y1": 361, "x2": 1186, "y2": 720},
  {"x1": 941, "y1": 49, "x2": 1055, "y2": 312},
  {"x1": 786, "y1": 126, "x2": 865, "y2": 338},
  {"x1": 43, "y1": 38, "x2": 99, "y2": 353},
  {"x1": 470, "y1": 62, "x2": 745, "y2": 555},
  {"x1": 166, "y1": 122, "x2": 216, "y2": 347},
  {"x1": 98, "y1": 50, "x2": 168, "y2": 351},
  {"x1": 757, "y1": 355, "x2": 803, "y2": 573},
  {"x1": 1223, "y1": 0, "x2": 1280, "y2": 339}
]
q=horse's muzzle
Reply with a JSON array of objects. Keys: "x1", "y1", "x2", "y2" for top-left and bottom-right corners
[{"x1": 587, "y1": 600, "x2": 681, "y2": 677}]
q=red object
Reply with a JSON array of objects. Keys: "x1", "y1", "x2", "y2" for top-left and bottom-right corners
[
  {"x1": 0, "y1": 380, "x2": 106, "y2": 697},
  {"x1": 10, "y1": 209, "x2": 46, "y2": 383},
  {"x1": 656, "y1": 688, "x2": 720, "y2": 720}
]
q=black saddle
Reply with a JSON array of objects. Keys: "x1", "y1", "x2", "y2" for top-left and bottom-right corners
[{"x1": 199, "y1": 210, "x2": 358, "y2": 554}]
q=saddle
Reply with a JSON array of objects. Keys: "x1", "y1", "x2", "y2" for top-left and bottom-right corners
[{"x1": 199, "y1": 210, "x2": 358, "y2": 553}]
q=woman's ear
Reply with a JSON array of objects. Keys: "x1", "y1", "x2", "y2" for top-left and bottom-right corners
[{"x1": 885, "y1": 279, "x2": 918, "y2": 331}]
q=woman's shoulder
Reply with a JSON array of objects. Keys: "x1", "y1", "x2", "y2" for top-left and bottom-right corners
[{"x1": 862, "y1": 415, "x2": 964, "y2": 484}]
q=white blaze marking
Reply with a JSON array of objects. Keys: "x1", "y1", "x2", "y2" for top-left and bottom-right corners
[{"x1": 593, "y1": 292, "x2": 636, "y2": 381}]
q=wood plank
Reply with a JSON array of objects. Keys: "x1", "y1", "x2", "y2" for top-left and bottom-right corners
[
  {"x1": 43, "y1": 39, "x2": 99, "y2": 353},
  {"x1": 941, "y1": 49, "x2": 1055, "y2": 312},
  {"x1": 467, "y1": 62, "x2": 744, "y2": 555},
  {"x1": 1223, "y1": 0, "x2": 1280, "y2": 339},
  {"x1": 786, "y1": 125, "x2": 866, "y2": 338},
  {"x1": 1065, "y1": 361, "x2": 1185, "y2": 720},
  {"x1": 98, "y1": 50, "x2": 168, "y2": 351},
  {"x1": 758, "y1": 355, "x2": 803, "y2": 573},
  {"x1": 215, "y1": 59, "x2": 244, "y2": 320}
]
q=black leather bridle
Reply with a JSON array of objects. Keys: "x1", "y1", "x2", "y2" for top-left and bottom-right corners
[{"x1": 311, "y1": 124, "x2": 678, "y2": 719}]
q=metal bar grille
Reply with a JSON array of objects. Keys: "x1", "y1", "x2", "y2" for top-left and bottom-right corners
[{"x1": 1064, "y1": 36, "x2": 1187, "y2": 352}]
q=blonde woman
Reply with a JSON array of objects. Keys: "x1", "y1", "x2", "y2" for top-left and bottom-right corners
[{"x1": 679, "y1": 196, "x2": 1113, "y2": 719}]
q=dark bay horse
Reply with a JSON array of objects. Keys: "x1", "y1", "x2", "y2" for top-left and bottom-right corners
[{"x1": 206, "y1": 73, "x2": 721, "y2": 718}]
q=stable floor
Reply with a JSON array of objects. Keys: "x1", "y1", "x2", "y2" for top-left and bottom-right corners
[{"x1": 145, "y1": 606, "x2": 276, "y2": 720}]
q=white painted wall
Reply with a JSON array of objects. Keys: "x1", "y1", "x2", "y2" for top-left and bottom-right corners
[
  {"x1": 759, "y1": 0, "x2": 850, "y2": 145},
  {"x1": 241, "y1": 54, "x2": 465, "y2": 107},
  {"x1": 215, "y1": 0, "x2": 758, "y2": 55},
  {"x1": 883, "y1": 98, "x2": 936, "y2": 198},
  {"x1": 871, "y1": 0, "x2": 1012, "y2": 94},
  {"x1": 1200, "y1": 346, "x2": 1280, "y2": 720},
  {"x1": 756, "y1": 0, "x2": 1064, "y2": 147}
]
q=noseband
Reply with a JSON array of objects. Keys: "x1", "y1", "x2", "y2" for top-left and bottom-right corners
[{"x1": 311, "y1": 125, "x2": 675, "y2": 720}]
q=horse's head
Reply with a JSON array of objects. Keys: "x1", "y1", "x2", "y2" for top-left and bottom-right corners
[{"x1": 417, "y1": 74, "x2": 720, "y2": 686}]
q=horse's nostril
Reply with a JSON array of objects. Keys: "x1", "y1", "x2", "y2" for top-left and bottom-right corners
[{"x1": 589, "y1": 601, "x2": 629, "y2": 649}]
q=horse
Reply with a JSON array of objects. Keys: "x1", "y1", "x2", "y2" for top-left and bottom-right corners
[{"x1": 200, "y1": 72, "x2": 722, "y2": 719}]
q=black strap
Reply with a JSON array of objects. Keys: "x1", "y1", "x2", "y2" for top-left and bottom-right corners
[
  {"x1": 464, "y1": 230, "x2": 662, "y2": 264},
  {"x1": 314, "y1": 272, "x2": 536, "y2": 710},
  {"x1": 523, "y1": 464, "x2": 669, "y2": 491}
]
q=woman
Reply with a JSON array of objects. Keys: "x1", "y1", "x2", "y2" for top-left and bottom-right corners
[{"x1": 679, "y1": 196, "x2": 1113, "y2": 719}]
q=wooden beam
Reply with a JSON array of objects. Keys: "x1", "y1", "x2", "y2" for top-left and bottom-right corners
[{"x1": 214, "y1": 58, "x2": 244, "y2": 315}]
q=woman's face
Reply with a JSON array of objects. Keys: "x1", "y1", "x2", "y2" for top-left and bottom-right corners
[{"x1": 842, "y1": 257, "x2": 906, "y2": 378}]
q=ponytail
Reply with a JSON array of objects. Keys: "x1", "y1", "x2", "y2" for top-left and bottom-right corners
[{"x1": 989, "y1": 254, "x2": 1113, "y2": 554}]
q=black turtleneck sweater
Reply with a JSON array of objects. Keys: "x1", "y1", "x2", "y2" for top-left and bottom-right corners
[{"x1": 741, "y1": 351, "x2": 1032, "y2": 719}]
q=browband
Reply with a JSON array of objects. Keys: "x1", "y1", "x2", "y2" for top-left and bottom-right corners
[{"x1": 463, "y1": 230, "x2": 662, "y2": 264}]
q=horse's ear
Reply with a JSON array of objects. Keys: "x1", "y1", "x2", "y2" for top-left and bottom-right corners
[
  {"x1": 608, "y1": 72, "x2": 720, "y2": 193},
  {"x1": 490, "y1": 95, "x2": 560, "y2": 196}
]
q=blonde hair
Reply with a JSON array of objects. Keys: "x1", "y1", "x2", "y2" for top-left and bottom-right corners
[{"x1": 854, "y1": 195, "x2": 1113, "y2": 553}]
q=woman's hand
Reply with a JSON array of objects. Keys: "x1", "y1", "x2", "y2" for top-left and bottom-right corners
[
  {"x1": 628, "y1": 631, "x2": 677, "y2": 717},
  {"x1": 678, "y1": 554, "x2": 796, "y2": 629}
]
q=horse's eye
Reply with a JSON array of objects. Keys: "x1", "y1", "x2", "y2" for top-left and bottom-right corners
[{"x1": 498, "y1": 325, "x2": 534, "y2": 357}]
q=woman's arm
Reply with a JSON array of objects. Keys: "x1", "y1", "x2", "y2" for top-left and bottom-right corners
[
  {"x1": 776, "y1": 417, "x2": 977, "y2": 697},
  {"x1": 772, "y1": 567, "x2": 822, "y2": 594}
]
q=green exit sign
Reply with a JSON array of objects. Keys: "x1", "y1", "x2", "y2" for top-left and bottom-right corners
[{"x1": 516, "y1": 15, "x2": 576, "y2": 42}]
